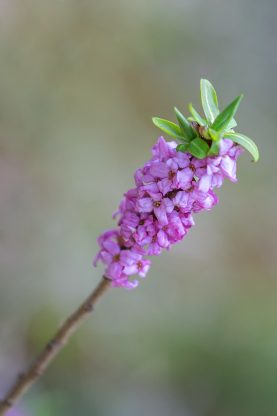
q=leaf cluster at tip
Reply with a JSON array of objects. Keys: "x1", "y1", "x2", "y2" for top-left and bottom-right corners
[{"x1": 152, "y1": 79, "x2": 259, "y2": 162}]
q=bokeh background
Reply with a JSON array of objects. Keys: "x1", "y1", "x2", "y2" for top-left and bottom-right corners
[{"x1": 0, "y1": 0, "x2": 276, "y2": 415}]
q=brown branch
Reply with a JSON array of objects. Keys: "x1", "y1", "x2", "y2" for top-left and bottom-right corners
[{"x1": 0, "y1": 276, "x2": 111, "y2": 415}]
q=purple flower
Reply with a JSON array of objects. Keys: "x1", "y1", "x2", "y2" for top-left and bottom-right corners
[
  {"x1": 171, "y1": 191, "x2": 191, "y2": 212},
  {"x1": 93, "y1": 229, "x2": 144, "y2": 288},
  {"x1": 149, "y1": 161, "x2": 169, "y2": 179},
  {"x1": 136, "y1": 192, "x2": 173, "y2": 225},
  {"x1": 157, "y1": 213, "x2": 186, "y2": 247},
  {"x1": 193, "y1": 189, "x2": 219, "y2": 212},
  {"x1": 151, "y1": 136, "x2": 176, "y2": 160},
  {"x1": 111, "y1": 275, "x2": 139, "y2": 289},
  {"x1": 195, "y1": 139, "x2": 244, "y2": 193},
  {"x1": 124, "y1": 259, "x2": 151, "y2": 278},
  {"x1": 147, "y1": 235, "x2": 163, "y2": 256},
  {"x1": 94, "y1": 136, "x2": 242, "y2": 289}
]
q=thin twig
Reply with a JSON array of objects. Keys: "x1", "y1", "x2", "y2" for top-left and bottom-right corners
[{"x1": 0, "y1": 276, "x2": 111, "y2": 415}]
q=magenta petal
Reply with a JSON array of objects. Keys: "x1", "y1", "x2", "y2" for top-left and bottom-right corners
[
  {"x1": 157, "y1": 230, "x2": 170, "y2": 248},
  {"x1": 154, "y1": 205, "x2": 168, "y2": 225},
  {"x1": 100, "y1": 251, "x2": 113, "y2": 265},
  {"x1": 136, "y1": 197, "x2": 153, "y2": 213},
  {"x1": 149, "y1": 162, "x2": 169, "y2": 178},
  {"x1": 221, "y1": 155, "x2": 237, "y2": 181},
  {"x1": 229, "y1": 145, "x2": 244, "y2": 159},
  {"x1": 106, "y1": 262, "x2": 123, "y2": 279},
  {"x1": 151, "y1": 136, "x2": 170, "y2": 159},
  {"x1": 175, "y1": 152, "x2": 190, "y2": 168},
  {"x1": 141, "y1": 183, "x2": 160, "y2": 195},
  {"x1": 102, "y1": 240, "x2": 120, "y2": 256},
  {"x1": 166, "y1": 158, "x2": 179, "y2": 171},
  {"x1": 120, "y1": 250, "x2": 141, "y2": 266},
  {"x1": 198, "y1": 174, "x2": 212, "y2": 192},
  {"x1": 138, "y1": 260, "x2": 151, "y2": 277},
  {"x1": 173, "y1": 191, "x2": 189, "y2": 208},
  {"x1": 142, "y1": 173, "x2": 155, "y2": 184},
  {"x1": 124, "y1": 279, "x2": 139, "y2": 289},
  {"x1": 211, "y1": 173, "x2": 224, "y2": 188},
  {"x1": 157, "y1": 178, "x2": 172, "y2": 195},
  {"x1": 163, "y1": 198, "x2": 174, "y2": 213},
  {"x1": 150, "y1": 192, "x2": 163, "y2": 202},
  {"x1": 124, "y1": 264, "x2": 138, "y2": 275},
  {"x1": 176, "y1": 168, "x2": 194, "y2": 189},
  {"x1": 111, "y1": 276, "x2": 139, "y2": 289},
  {"x1": 134, "y1": 168, "x2": 144, "y2": 186},
  {"x1": 97, "y1": 229, "x2": 118, "y2": 245},
  {"x1": 198, "y1": 191, "x2": 218, "y2": 211},
  {"x1": 219, "y1": 138, "x2": 233, "y2": 155},
  {"x1": 122, "y1": 212, "x2": 139, "y2": 228},
  {"x1": 147, "y1": 242, "x2": 162, "y2": 256},
  {"x1": 181, "y1": 213, "x2": 195, "y2": 228}
]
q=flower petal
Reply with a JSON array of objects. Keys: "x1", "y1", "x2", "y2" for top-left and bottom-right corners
[
  {"x1": 149, "y1": 162, "x2": 169, "y2": 178},
  {"x1": 136, "y1": 198, "x2": 153, "y2": 213},
  {"x1": 198, "y1": 174, "x2": 212, "y2": 193},
  {"x1": 154, "y1": 205, "x2": 168, "y2": 225}
]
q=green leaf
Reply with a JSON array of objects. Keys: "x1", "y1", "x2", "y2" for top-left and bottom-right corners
[
  {"x1": 224, "y1": 132, "x2": 259, "y2": 162},
  {"x1": 212, "y1": 95, "x2": 243, "y2": 133},
  {"x1": 174, "y1": 107, "x2": 195, "y2": 141},
  {"x1": 226, "y1": 118, "x2": 237, "y2": 130},
  {"x1": 152, "y1": 117, "x2": 184, "y2": 140},
  {"x1": 187, "y1": 137, "x2": 209, "y2": 159},
  {"x1": 176, "y1": 143, "x2": 188, "y2": 153},
  {"x1": 208, "y1": 140, "x2": 220, "y2": 156},
  {"x1": 200, "y1": 79, "x2": 219, "y2": 124},
  {"x1": 208, "y1": 128, "x2": 222, "y2": 141},
  {"x1": 188, "y1": 103, "x2": 206, "y2": 126}
]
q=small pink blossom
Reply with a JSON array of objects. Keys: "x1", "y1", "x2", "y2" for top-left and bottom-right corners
[
  {"x1": 124, "y1": 259, "x2": 151, "y2": 278},
  {"x1": 136, "y1": 192, "x2": 173, "y2": 225}
]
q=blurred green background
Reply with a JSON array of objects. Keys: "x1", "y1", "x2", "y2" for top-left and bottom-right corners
[{"x1": 0, "y1": 0, "x2": 276, "y2": 415}]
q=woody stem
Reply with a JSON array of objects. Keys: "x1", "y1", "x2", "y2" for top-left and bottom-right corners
[{"x1": 0, "y1": 276, "x2": 111, "y2": 415}]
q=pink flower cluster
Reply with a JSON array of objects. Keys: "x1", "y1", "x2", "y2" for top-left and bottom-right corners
[{"x1": 94, "y1": 137, "x2": 243, "y2": 289}]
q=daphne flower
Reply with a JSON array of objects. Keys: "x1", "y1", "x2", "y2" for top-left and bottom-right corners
[
  {"x1": 94, "y1": 79, "x2": 259, "y2": 289},
  {"x1": 151, "y1": 137, "x2": 176, "y2": 160},
  {"x1": 124, "y1": 259, "x2": 151, "y2": 278},
  {"x1": 94, "y1": 137, "x2": 241, "y2": 287},
  {"x1": 147, "y1": 235, "x2": 163, "y2": 256},
  {"x1": 94, "y1": 137, "x2": 240, "y2": 288},
  {"x1": 136, "y1": 192, "x2": 173, "y2": 225},
  {"x1": 156, "y1": 212, "x2": 187, "y2": 247},
  {"x1": 111, "y1": 275, "x2": 139, "y2": 289}
]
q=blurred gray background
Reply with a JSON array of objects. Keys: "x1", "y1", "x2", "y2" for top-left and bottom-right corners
[{"x1": 0, "y1": 0, "x2": 276, "y2": 415}]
